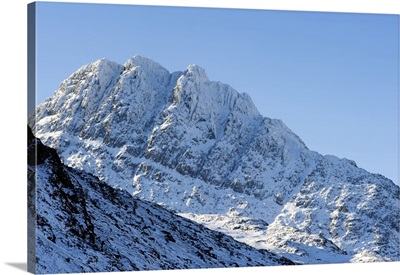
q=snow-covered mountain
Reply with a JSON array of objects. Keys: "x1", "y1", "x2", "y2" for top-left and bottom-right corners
[
  {"x1": 29, "y1": 55, "x2": 399, "y2": 264},
  {"x1": 28, "y1": 126, "x2": 293, "y2": 274}
]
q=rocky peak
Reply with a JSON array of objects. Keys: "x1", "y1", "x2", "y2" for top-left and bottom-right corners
[
  {"x1": 123, "y1": 55, "x2": 172, "y2": 86},
  {"x1": 30, "y1": 55, "x2": 400, "y2": 264},
  {"x1": 184, "y1": 64, "x2": 209, "y2": 85}
]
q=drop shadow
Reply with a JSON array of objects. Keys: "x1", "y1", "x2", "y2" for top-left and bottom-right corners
[{"x1": 5, "y1": 262, "x2": 27, "y2": 272}]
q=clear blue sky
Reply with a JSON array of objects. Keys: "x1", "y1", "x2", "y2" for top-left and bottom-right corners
[{"x1": 34, "y1": 2, "x2": 399, "y2": 184}]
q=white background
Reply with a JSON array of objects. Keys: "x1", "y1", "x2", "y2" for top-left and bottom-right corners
[{"x1": 0, "y1": 1, "x2": 398, "y2": 275}]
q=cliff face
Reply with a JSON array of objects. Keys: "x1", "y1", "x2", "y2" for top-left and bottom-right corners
[{"x1": 30, "y1": 55, "x2": 399, "y2": 264}]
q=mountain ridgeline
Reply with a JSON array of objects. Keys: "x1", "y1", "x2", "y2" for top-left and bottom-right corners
[{"x1": 29, "y1": 55, "x2": 399, "y2": 264}]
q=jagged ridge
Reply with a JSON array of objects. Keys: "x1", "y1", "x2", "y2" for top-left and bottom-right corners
[{"x1": 29, "y1": 55, "x2": 400, "y2": 264}]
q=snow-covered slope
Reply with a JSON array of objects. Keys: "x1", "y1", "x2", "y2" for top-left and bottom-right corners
[
  {"x1": 29, "y1": 55, "x2": 400, "y2": 264},
  {"x1": 28, "y1": 126, "x2": 293, "y2": 274},
  {"x1": 265, "y1": 156, "x2": 399, "y2": 263}
]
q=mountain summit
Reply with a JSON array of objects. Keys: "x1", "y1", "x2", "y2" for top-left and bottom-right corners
[{"x1": 29, "y1": 55, "x2": 399, "y2": 264}]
